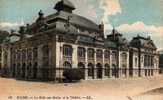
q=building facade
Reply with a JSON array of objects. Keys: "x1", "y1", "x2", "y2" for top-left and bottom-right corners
[{"x1": 0, "y1": 0, "x2": 160, "y2": 81}]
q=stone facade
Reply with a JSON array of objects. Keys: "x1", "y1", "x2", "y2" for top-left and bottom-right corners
[{"x1": 0, "y1": 0, "x2": 160, "y2": 81}]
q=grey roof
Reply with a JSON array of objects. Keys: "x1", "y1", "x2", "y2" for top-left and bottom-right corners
[
  {"x1": 104, "y1": 40, "x2": 117, "y2": 48},
  {"x1": 106, "y1": 29, "x2": 129, "y2": 46},
  {"x1": 130, "y1": 36, "x2": 157, "y2": 49},
  {"x1": 46, "y1": 11, "x2": 100, "y2": 31}
]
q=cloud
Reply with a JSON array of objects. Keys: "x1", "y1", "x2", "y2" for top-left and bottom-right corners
[
  {"x1": 100, "y1": 0, "x2": 121, "y2": 32},
  {"x1": 116, "y1": 21, "x2": 163, "y2": 50},
  {"x1": 100, "y1": 0, "x2": 121, "y2": 16},
  {"x1": 71, "y1": 0, "x2": 98, "y2": 22},
  {"x1": 0, "y1": 21, "x2": 24, "y2": 31},
  {"x1": 117, "y1": 22, "x2": 163, "y2": 36}
]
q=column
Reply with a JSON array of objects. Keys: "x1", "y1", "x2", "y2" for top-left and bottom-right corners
[
  {"x1": 55, "y1": 41, "x2": 63, "y2": 80},
  {"x1": 85, "y1": 47, "x2": 88, "y2": 80},
  {"x1": 118, "y1": 51, "x2": 121, "y2": 78},
  {"x1": 51, "y1": 38, "x2": 57, "y2": 81},
  {"x1": 110, "y1": 50, "x2": 112, "y2": 78},
  {"x1": 102, "y1": 49, "x2": 105, "y2": 79},
  {"x1": 94, "y1": 48, "x2": 97, "y2": 79},
  {"x1": 72, "y1": 45, "x2": 78, "y2": 68},
  {"x1": 37, "y1": 45, "x2": 43, "y2": 79}
]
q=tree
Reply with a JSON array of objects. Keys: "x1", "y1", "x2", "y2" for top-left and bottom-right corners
[{"x1": 0, "y1": 30, "x2": 10, "y2": 44}]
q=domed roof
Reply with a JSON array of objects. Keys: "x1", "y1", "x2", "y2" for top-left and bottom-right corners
[{"x1": 54, "y1": 0, "x2": 75, "y2": 12}]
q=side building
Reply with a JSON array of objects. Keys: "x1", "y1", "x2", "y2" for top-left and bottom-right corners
[{"x1": 0, "y1": 0, "x2": 160, "y2": 81}]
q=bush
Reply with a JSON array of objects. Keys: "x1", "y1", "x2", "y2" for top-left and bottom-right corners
[{"x1": 63, "y1": 68, "x2": 84, "y2": 82}]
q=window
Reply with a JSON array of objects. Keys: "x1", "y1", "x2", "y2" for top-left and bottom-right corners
[
  {"x1": 96, "y1": 49, "x2": 103, "y2": 58},
  {"x1": 27, "y1": 49, "x2": 32, "y2": 60},
  {"x1": 88, "y1": 48, "x2": 94, "y2": 59},
  {"x1": 122, "y1": 66, "x2": 127, "y2": 75},
  {"x1": 17, "y1": 50, "x2": 21, "y2": 61},
  {"x1": 104, "y1": 50, "x2": 110, "y2": 59},
  {"x1": 121, "y1": 53, "x2": 127, "y2": 64},
  {"x1": 135, "y1": 57, "x2": 138, "y2": 67},
  {"x1": 33, "y1": 47, "x2": 38, "y2": 60},
  {"x1": 22, "y1": 50, "x2": 26, "y2": 62},
  {"x1": 43, "y1": 45, "x2": 49, "y2": 57},
  {"x1": 112, "y1": 51, "x2": 117, "y2": 65},
  {"x1": 78, "y1": 47, "x2": 85, "y2": 58},
  {"x1": 105, "y1": 64, "x2": 110, "y2": 76},
  {"x1": 63, "y1": 45, "x2": 73, "y2": 57}
]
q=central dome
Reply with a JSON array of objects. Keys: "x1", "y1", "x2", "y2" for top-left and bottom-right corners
[{"x1": 54, "y1": 0, "x2": 76, "y2": 13}]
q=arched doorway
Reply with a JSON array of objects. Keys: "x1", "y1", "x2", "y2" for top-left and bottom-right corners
[
  {"x1": 12, "y1": 64, "x2": 16, "y2": 77},
  {"x1": 105, "y1": 64, "x2": 110, "y2": 77},
  {"x1": 121, "y1": 53, "x2": 127, "y2": 77},
  {"x1": 27, "y1": 63, "x2": 32, "y2": 79},
  {"x1": 22, "y1": 63, "x2": 26, "y2": 78},
  {"x1": 88, "y1": 63, "x2": 94, "y2": 79},
  {"x1": 33, "y1": 62, "x2": 38, "y2": 79},
  {"x1": 78, "y1": 62, "x2": 85, "y2": 79},
  {"x1": 112, "y1": 64, "x2": 119, "y2": 78},
  {"x1": 42, "y1": 45, "x2": 49, "y2": 80},
  {"x1": 96, "y1": 63, "x2": 103, "y2": 79}
]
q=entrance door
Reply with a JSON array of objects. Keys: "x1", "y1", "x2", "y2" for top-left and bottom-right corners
[
  {"x1": 33, "y1": 63, "x2": 38, "y2": 79},
  {"x1": 22, "y1": 63, "x2": 26, "y2": 78},
  {"x1": 78, "y1": 63, "x2": 85, "y2": 79},
  {"x1": 112, "y1": 64, "x2": 119, "y2": 78},
  {"x1": 96, "y1": 63, "x2": 103, "y2": 79}
]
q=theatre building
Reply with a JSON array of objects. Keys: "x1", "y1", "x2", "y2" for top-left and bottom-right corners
[{"x1": 0, "y1": 0, "x2": 160, "y2": 81}]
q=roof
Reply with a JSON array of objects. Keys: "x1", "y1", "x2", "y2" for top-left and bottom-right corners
[
  {"x1": 54, "y1": 0, "x2": 76, "y2": 10},
  {"x1": 45, "y1": 11, "x2": 100, "y2": 31},
  {"x1": 130, "y1": 35, "x2": 157, "y2": 49},
  {"x1": 104, "y1": 40, "x2": 117, "y2": 48},
  {"x1": 106, "y1": 29, "x2": 129, "y2": 46}
]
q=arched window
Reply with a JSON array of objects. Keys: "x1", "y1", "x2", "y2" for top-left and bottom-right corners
[
  {"x1": 22, "y1": 49, "x2": 26, "y2": 62},
  {"x1": 27, "y1": 49, "x2": 32, "y2": 60},
  {"x1": 33, "y1": 47, "x2": 38, "y2": 60},
  {"x1": 96, "y1": 49, "x2": 103, "y2": 58},
  {"x1": 135, "y1": 57, "x2": 138, "y2": 67},
  {"x1": 63, "y1": 61, "x2": 72, "y2": 69},
  {"x1": 121, "y1": 53, "x2": 127, "y2": 76},
  {"x1": 121, "y1": 53, "x2": 127, "y2": 67},
  {"x1": 63, "y1": 45, "x2": 73, "y2": 57},
  {"x1": 17, "y1": 50, "x2": 21, "y2": 61},
  {"x1": 42, "y1": 45, "x2": 49, "y2": 57},
  {"x1": 88, "y1": 48, "x2": 94, "y2": 59},
  {"x1": 78, "y1": 47, "x2": 85, "y2": 58},
  {"x1": 112, "y1": 51, "x2": 117, "y2": 65},
  {"x1": 104, "y1": 50, "x2": 110, "y2": 59}
]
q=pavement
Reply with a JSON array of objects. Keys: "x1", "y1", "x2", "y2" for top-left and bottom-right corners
[{"x1": 0, "y1": 75, "x2": 163, "y2": 100}]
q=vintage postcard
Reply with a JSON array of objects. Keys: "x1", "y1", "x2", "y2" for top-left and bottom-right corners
[{"x1": 0, "y1": 0, "x2": 163, "y2": 100}]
